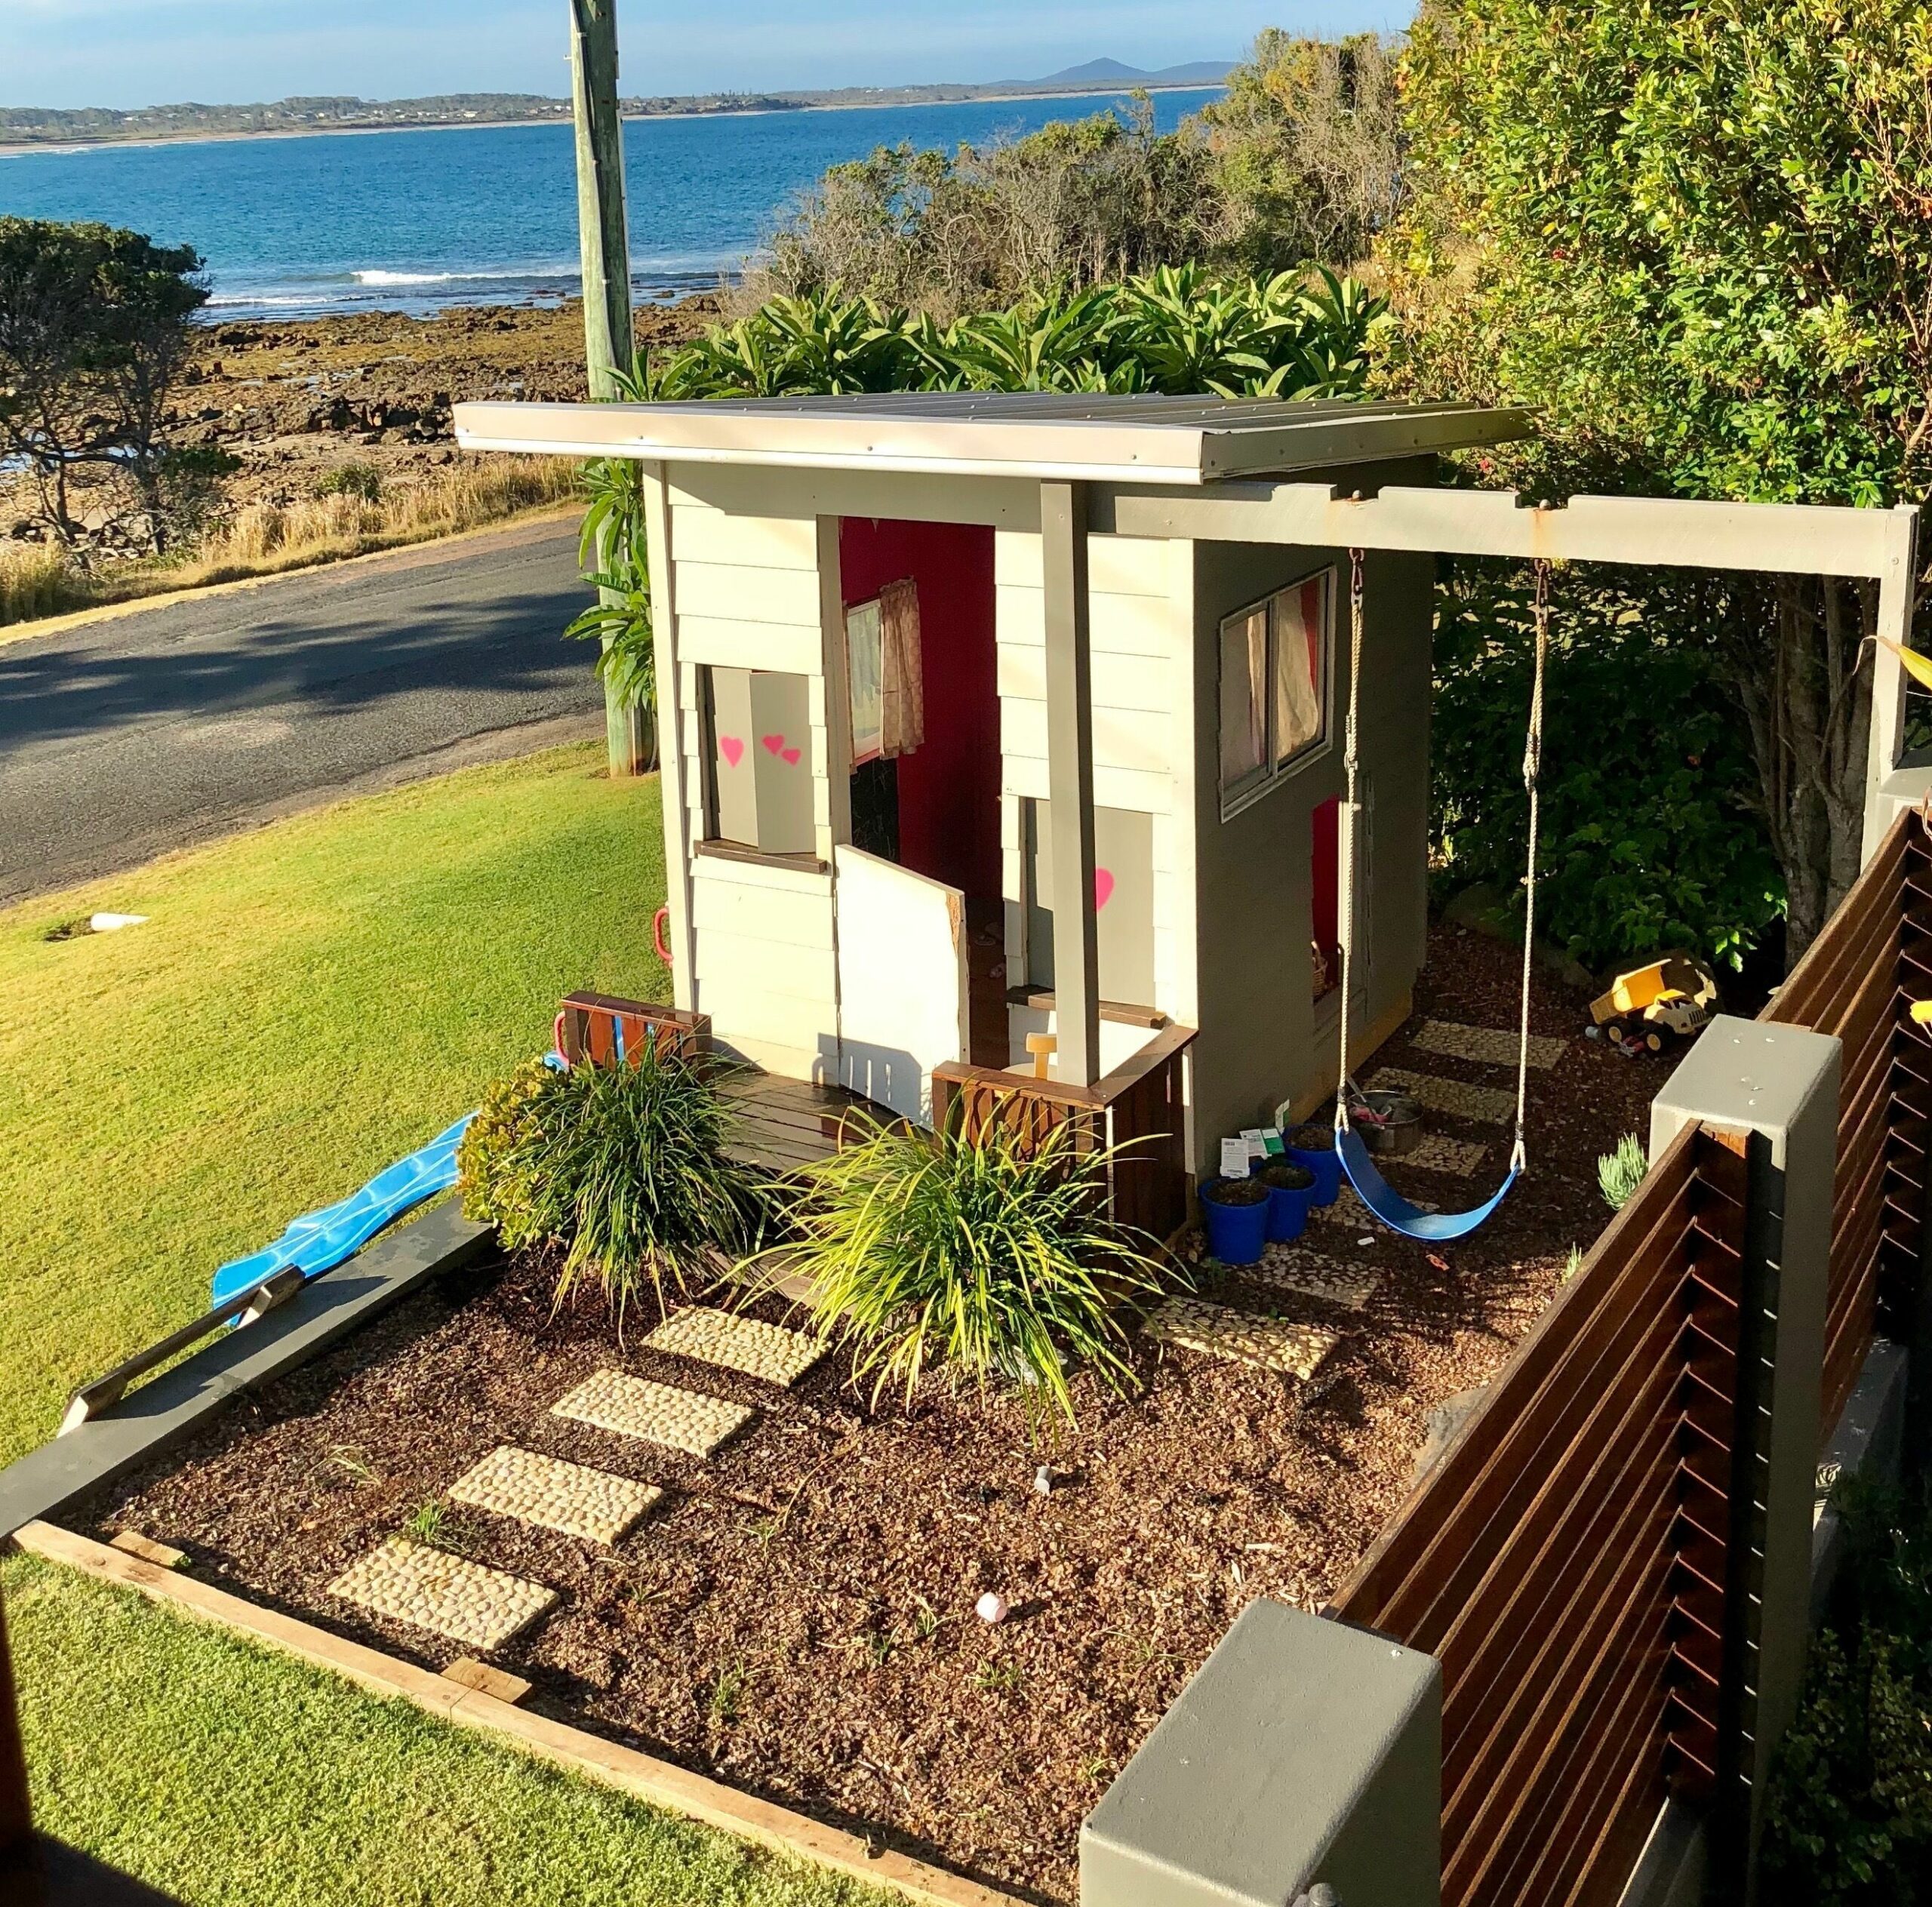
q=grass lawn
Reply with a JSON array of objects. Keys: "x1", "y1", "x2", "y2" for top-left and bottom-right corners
[
  {"x1": 3, "y1": 1552, "x2": 873, "y2": 1907},
  {"x1": 0, "y1": 740, "x2": 672, "y2": 1468},
  {"x1": 1, "y1": 743, "x2": 881, "y2": 1907}
]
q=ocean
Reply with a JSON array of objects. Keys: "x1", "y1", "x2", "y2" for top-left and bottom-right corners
[{"x1": 0, "y1": 89, "x2": 1223, "y2": 323}]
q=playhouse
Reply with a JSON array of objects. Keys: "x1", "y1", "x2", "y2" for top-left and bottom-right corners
[{"x1": 454, "y1": 390, "x2": 1921, "y2": 1198}]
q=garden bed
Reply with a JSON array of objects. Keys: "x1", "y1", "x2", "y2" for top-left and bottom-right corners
[{"x1": 75, "y1": 926, "x2": 1663, "y2": 1902}]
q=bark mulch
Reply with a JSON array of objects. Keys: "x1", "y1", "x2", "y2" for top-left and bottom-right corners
[{"x1": 79, "y1": 924, "x2": 1672, "y2": 1904}]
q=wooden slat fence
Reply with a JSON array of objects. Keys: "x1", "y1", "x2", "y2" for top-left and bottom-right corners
[
  {"x1": 1327, "y1": 1125, "x2": 1750, "y2": 1907},
  {"x1": 1763, "y1": 813, "x2": 1928, "y2": 1436},
  {"x1": 1323, "y1": 807, "x2": 1932, "y2": 1906}
]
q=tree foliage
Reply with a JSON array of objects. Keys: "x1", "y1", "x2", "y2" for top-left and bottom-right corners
[
  {"x1": 1195, "y1": 30, "x2": 1405, "y2": 274},
  {"x1": 1432, "y1": 562, "x2": 1783, "y2": 969},
  {"x1": 1381, "y1": 0, "x2": 1932, "y2": 959},
  {"x1": 755, "y1": 38, "x2": 1407, "y2": 314},
  {"x1": 0, "y1": 217, "x2": 209, "y2": 553}
]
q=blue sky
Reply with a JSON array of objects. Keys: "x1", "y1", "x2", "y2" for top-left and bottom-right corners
[{"x1": 3, "y1": 0, "x2": 1412, "y2": 111}]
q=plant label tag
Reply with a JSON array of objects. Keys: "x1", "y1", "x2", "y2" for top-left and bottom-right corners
[
  {"x1": 1260, "y1": 1128, "x2": 1286, "y2": 1156},
  {"x1": 1241, "y1": 1129, "x2": 1269, "y2": 1164},
  {"x1": 1220, "y1": 1137, "x2": 1254, "y2": 1180}
]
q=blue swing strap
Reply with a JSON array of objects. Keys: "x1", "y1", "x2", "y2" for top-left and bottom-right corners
[{"x1": 1331, "y1": 552, "x2": 1549, "y2": 1241}]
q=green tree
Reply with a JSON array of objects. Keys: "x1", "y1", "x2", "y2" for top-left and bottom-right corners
[
  {"x1": 1382, "y1": 0, "x2": 1932, "y2": 958},
  {"x1": 1195, "y1": 29, "x2": 1405, "y2": 272},
  {"x1": 0, "y1": 218, "x2": 208, "y2": 553}
]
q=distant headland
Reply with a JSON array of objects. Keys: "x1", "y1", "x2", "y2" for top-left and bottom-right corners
[{"x1": 0, "y1": 57, "x2": 1232, "y2": 152}]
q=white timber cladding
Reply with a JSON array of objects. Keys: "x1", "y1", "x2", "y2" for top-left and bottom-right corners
[
  {"x1": 669, "y1": 488, "x2": 840, "y2": 1080},
  {"x1": 995, "y1": 528, "x2": 1198, "y2": 1033}
]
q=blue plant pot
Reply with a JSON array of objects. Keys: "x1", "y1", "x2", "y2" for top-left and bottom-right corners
[
  {"x1": 1287, "y1": 1144, "x2": 1342, "y2": 1207},
  {"x1": 1198, "y1": 1177, "x2": 1270, "y2": 1266},
  {"x1": 1264, "y1": 1179, "x2": 1312, "y2": 1243}
]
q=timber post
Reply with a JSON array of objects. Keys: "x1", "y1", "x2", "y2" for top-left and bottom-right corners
[{"x1": 568, "y1": 0, "x2": 651, "y2": 777}]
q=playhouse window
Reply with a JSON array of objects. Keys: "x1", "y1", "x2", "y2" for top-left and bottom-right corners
[
  {"x1": 699, "y1": 665, "x2": 816, "y2": 858},
  {"x1": 1218, "y1": 570, "x2": 1333, "y2": 812}
]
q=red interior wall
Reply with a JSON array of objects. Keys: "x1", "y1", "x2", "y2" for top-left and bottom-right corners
[
  {"x1": 838, "y1": 518, "x2": 1000, "y2": 900},
  {"x1": 1312, "y1": 795, "x2": 1340, "y2": 959}
]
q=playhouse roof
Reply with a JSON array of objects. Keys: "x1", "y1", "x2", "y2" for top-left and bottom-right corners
[{"x1": 454, "y1": 392, "x2": 1531, "y2": 487}]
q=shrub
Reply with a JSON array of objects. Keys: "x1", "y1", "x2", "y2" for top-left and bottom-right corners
[
  {"x1": 1764, "y1": 1480, "x2": 1932, "y2": 1900},
  {"x1": 314, "y1": 460, "x2": 383, "y2": 503},
  {"x1": 1431, "y1": 560, "x2": 1784, "y2": 970},
  {"x1": 457, "y1": 1052, "x2": 764, "y2": 1317},
  {"x1": 771, "y1": 1115, "x2": 1170, "y2": 1424},
  {"x1": 1596, "y1": 1135, "x2": 1647, "y2": 1213}
]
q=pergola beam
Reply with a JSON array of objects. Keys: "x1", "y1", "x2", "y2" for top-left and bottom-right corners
[{"x1": 1100, "y1": 483, "x2": 1918, "y2": 583}]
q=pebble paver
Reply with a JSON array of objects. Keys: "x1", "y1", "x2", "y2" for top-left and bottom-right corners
[
  {"x1": 1407, "y1": 1135, "x2": 1487, "y2": 1177},
  {"x1": 1237, "y1": 1247, "x2": 1381, "y2": 1312},
  {"x1": 1411, "y1": 1020, "x2": 1566, "y2": 1071},
  {"x1": 448, "y1": 1445, "x2": 663, "y2": 1544},
  {"x1": 644, "y1": 1306, "x2": 826, "y2": 1388},
  {"x1": 1369, "y1": 1067, "x2": 1517, "y2": 1126},
  {"x1": 327, "y1": 1537, "x2": 556, "y2": 1650},
  {"x1": 552, "y1": 1369, "x2": 755, "y2": 1457},
  {"x1": 1311, "y1": 1185, "x2": 1438, "y2": 1229},
  {"x1": 1144, "y1": 1297, "x2": 1340, "y2": 1379}
]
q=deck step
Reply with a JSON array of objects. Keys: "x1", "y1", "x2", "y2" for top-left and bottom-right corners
[
  {"x1": 552, "y1": 1369, "x2": 755, "y2": 1457},
  {"x1": 448, "y1": 1445, "x2": 663, "y2": 1544},
  {"x1": 327, "y1": 1536, "x2": 555, "y2": 1650},
  {"x1": 643, "y1": 1306, "x2": 826, "y2": 1388}
]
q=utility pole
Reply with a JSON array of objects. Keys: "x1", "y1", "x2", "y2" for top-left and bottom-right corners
[{"x1": 568, "y1": 0, "x2": 651, "y2": 775}]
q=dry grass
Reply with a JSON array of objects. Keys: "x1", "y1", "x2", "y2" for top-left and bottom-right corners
[{"x1": 0, "y1": 454, "x2": 583, "y2": 631}]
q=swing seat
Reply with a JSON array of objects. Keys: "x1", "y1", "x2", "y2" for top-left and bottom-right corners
[{"x1": 1336, "y1": 1125, "x2": 1518, "y2": 1243}]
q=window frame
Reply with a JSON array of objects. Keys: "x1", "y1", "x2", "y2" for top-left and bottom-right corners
[
  {"x1": 1217, "y1": 566, "x2": 1337, "y2": 821},
  {"x1": 697, "y1": 661, "x2": 818, "y2": 863},
  {"x1": 844, "y1": 596, "x2": 885, "y2": 767}
]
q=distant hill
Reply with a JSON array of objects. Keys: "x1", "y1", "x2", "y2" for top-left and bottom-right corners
[
  {"x1": 1034, "y1": 58, "x2": 1233, "y2": 86},
  {"x1": 0, "y1": 60, "x2": 1232, "y2": 150}
]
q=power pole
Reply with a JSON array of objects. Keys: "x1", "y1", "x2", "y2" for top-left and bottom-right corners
[{"x1": 568, "y1": 0, "x2": 651, "y2": 776}]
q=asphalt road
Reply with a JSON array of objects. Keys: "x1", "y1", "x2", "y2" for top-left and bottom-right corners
[{"x1": 0, "y1": 515, "x2": 605, "y2": 905}]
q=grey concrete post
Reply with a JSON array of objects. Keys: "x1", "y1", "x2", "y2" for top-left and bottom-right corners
[
  {"x1": 1081, "y1": 1600, "x2": 1441, "y2": 1907},
  {"x1": 1650, "y1": 1016, "x2": 1840, "y2": 1902}
]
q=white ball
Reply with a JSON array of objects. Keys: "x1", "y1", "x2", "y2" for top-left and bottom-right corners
[{"x1": 975, "y1": 1592, "x2": 1008, "y2": 1624}]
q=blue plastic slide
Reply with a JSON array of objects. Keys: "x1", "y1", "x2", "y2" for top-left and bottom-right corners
[{"x1": 210, "y1": 1113, "x2": 475, "y2": 1306}]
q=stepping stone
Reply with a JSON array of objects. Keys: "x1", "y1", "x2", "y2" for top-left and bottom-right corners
[
  {"x1": 1144, "y1": 1298, "x2": 1340, "y2": 1380},
  {"x1": 1237, "y1": 1247, "x2": 1380, "y2": 1312},
  {"x1": 1311, "y1": 1186, "x2": 1438, "y2": 1230},
  {"x1": 448, "y1": 1445, "x2": 663, "y2": 1544},
  {"x1": 644, "y1": 1306, "x2": 826, "y2": 1388},
  {"x1": 1411, "y1": 1020, "x2": 1567, "y2": 1070},
  {"x1": 327, "y1": 1537, "x2": 555, "y2": 1650},
  {"x1": 552, "y1": 1369, "x2": 755, "y2": 1458},
  {"x1": 1408, "y1": 1135, "x2": 1487, "y2": 1177},
  {"x1": 1369, "y1": 1067, "x2": 1516, "y2": 1126}
]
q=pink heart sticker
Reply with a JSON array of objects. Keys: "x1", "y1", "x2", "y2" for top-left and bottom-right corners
[
  {"x1": 761, "y1": 734, "x2": 785, "y2": 756},
  {"x1": 718, "y1": 736, "x2": 745, "y2": 768},
  {"x1": 1094, "y1": 868, "x2": 1115, "y2": 911},
  {"x1": 781, "y1": 746, "x2": 801, "y2": 765}
]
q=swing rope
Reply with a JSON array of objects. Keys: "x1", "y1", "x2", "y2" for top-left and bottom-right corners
[{"x1": 1330, "y1": 549, "x2": 1550, "y2": 1240}]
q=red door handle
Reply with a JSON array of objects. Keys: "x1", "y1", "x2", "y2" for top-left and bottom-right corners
[{"x1": 652, "y1": 906, "x2": 673, "y2": 965}]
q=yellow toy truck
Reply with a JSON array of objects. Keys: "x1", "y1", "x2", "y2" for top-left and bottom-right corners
[{"x1": 1589, "y1": 955, "x2": 1720, "y2": 1054}]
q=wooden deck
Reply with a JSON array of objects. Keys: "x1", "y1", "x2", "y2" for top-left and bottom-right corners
[{"x1": 718, "y1": 1069, "x2": 888, "y2": 1176}]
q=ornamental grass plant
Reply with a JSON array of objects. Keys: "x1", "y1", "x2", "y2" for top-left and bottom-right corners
[
  {"x1": 457, "y1": 1050, "x2": 764, "y2": 1319},
  {"x1": 768, "y1": 1114, "x2": 1172, "y2": 1426}
]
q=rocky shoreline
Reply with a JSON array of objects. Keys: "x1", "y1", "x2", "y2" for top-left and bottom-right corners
[{"x1": 162, "y1": 297, "x2": 721, "y2": 512}]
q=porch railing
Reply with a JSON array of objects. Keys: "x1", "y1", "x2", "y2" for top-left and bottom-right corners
[
  {"x1": 555, "y1": 992, "x2": 712, "y2": 1069},
  {"x1": 931, "y1": 1023, "x2": 1197, "y2": 1242}
]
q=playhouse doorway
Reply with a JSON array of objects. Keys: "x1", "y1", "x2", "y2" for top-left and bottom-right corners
[{"x1": 837, "y1": 518, "x2": 1007, "y2": 1072}]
